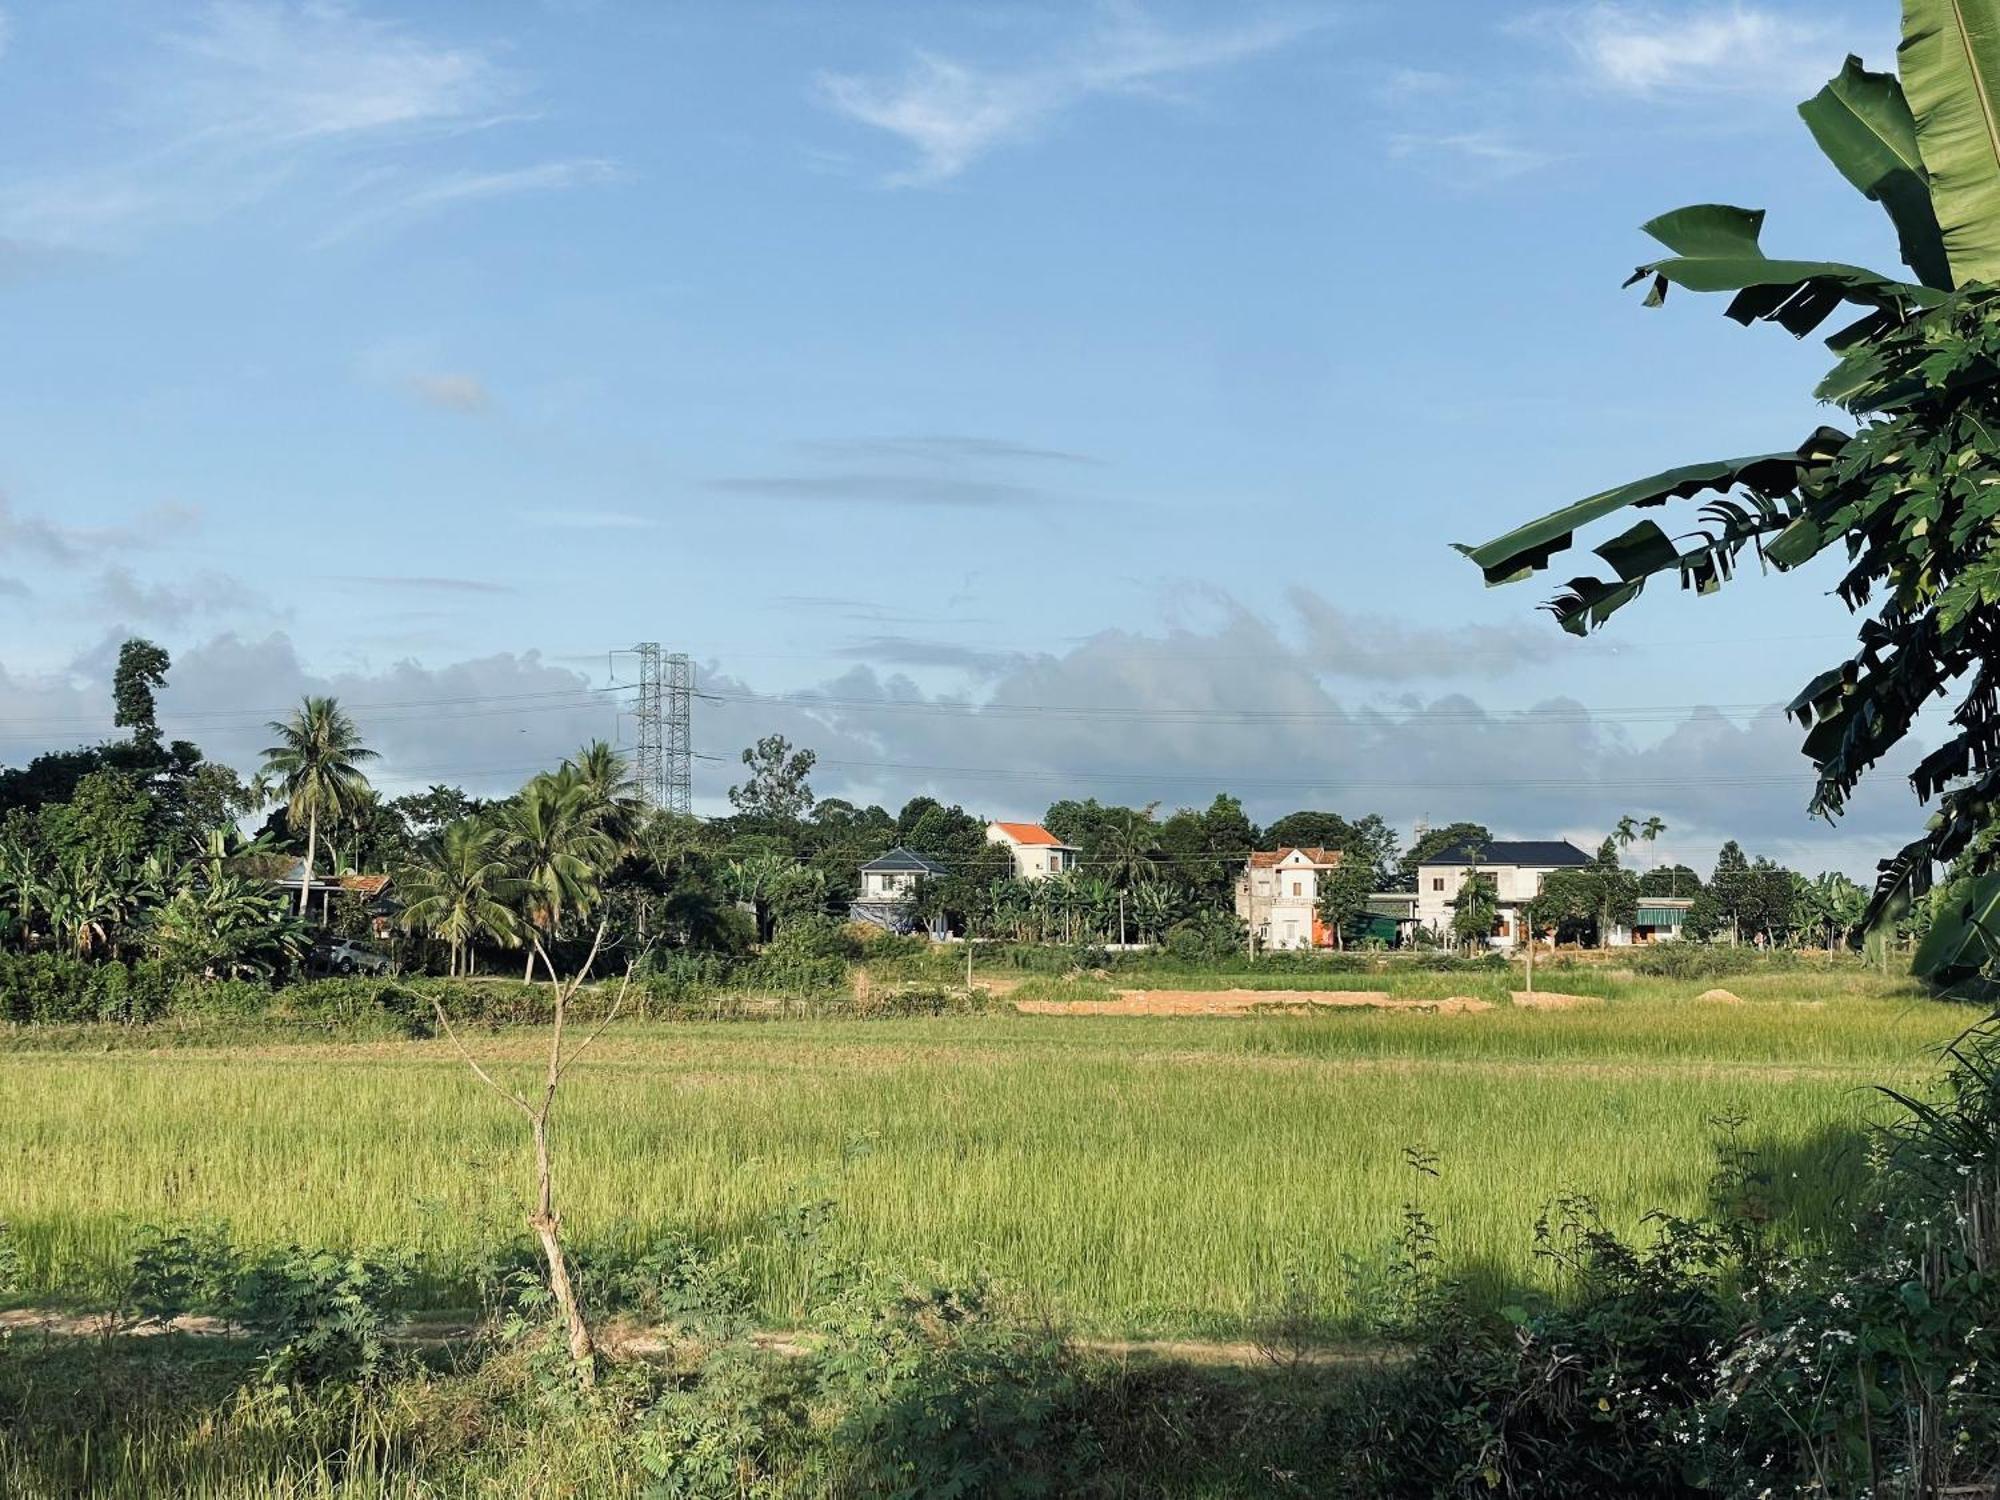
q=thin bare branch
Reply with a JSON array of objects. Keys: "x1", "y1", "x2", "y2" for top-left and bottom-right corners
[
  {"x1": 429, "y1": 996, "x2": 533, "y2": 1119},
  {"x1": 555, "y1": 952, "x2": 645, "y2": 1085}
]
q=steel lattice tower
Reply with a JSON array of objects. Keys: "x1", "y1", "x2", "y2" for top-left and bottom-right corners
[{"x1": 630, "y1": 643, "x2": 693, "y2": 815}]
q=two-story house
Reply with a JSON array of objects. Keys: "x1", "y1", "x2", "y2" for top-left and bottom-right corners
[
  {"x1": 1414, "y1": 839, "x2": 1591, "y2": 948},
  {"x1": 849, "y1": 846, "x2": 949, "y2": 932},
  {"x1": 1234, "y1": 847, "x2": 1341, "y2": 951},
  {"x1": 985, "y1": 822, "x2": 1078, "y2": 880}
]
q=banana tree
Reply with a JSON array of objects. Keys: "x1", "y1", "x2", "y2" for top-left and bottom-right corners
[{"x1": 1459, "y1": 1, "x2": 2000, "y2": 991}]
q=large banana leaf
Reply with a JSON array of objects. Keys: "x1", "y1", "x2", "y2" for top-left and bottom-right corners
[
  {"x1": 1912, "y1": 871, "x2": 2000, "y2": 978},
  {"x1": 1453, "y1": 427, "x2": 1850, "y2": 586},
  {"x1": 1628, "y1": 204, "x2": 1940, "y2": 333},
  {"x1": 1900, "y1": 0, "x2": 2000, "y2": 286},
  {"x1": 1799, "y1": 55, "x2": 1953, "y2": 289}
]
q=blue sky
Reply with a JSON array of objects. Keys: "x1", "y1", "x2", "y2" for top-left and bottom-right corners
[{"x1": 0, "y1": 0, "x2": 1939, "y2": 874}]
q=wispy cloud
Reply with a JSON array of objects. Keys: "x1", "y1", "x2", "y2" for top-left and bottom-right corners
[
  {"x1": 828, "y1": 635, "x2": 1030, "y2": 678},
  {"x1": 1388, "y1": 129, "x2": 1556, "y2": 179},
  {"x1": 518, "y1": 508, "x2": 656, "y2": 530},
  {"x1": 0, "y1": 3, "x2": 615, "y2": 249},
  {"x1": 0, "y1": 495, "x2": 201, "y2": 565},
  {"x1": 1526, "y1": 3, "x2": 1849, "y2": 96},
  {"x1": 91, "y1": 565, "x2": 265, "y2": 624},
  {"x1": 405, "y1": 372, "x2": 492, "y2": 412},
  {"x1": 328, "y1": 574, "x2": 517, "y2": 596},
  {"x1": 795, "y1": 434, "x2": 1103, "y2": 465},
  {"x1": 819, "y1": 5, "x2": 1323, "y2": 185},
  {"x1": 704, "y1": 473, "x2": 1049, "y2": 508}
]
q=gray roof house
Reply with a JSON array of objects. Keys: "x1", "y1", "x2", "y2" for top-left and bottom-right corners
[
  {"x1": 1414, "y1": 839, "x2": 1593, "y2": 948},
  {"x1": 850, "y1": 847, "x2": 949, "y2": 934}
]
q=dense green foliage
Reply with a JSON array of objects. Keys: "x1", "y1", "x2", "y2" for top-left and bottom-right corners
[{"x1": 1458, "y1": 5, "x2": 2000, "y2": 1001}]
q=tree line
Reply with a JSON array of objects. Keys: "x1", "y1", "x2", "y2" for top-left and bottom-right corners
[{"x1": 0, "y1": 642, "x2": 1894, "y2": 982}]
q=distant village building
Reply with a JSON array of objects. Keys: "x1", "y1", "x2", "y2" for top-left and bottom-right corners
[
  {"x1": 269, "y1": 861, "x2": 396, "y2": 937},
  {"x1": 1616, "y1": 896, "x2": 1694, "y2": 945},
  {"x1": 985, "y1": 822, "x2": 1077, "y2": 881},
  {"x1": 849, "y1": 847, "x2": 949, "y2": 933},
  {"x1": 1415, "y1": 839, "x2": 1591, "y2": 949},
  {"x1": 1234, "y1": 847, "x2": 1342, "y2": 951}
]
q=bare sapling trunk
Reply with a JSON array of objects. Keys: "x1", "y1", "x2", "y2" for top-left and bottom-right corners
[
  {"x1": 431, "y1": 921, "x2": 637, "y2": 1388},
  {"x1": 299, "y1": 810, "x2": 318, "y2": 916}
]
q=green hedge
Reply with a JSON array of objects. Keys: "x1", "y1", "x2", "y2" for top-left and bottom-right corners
[{"x1": 0, "y1": 954, "x2": 177, "y2": 1024}]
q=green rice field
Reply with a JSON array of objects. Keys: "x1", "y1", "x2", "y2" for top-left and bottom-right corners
[{"x1": 0, "y1": 968, "x2": 1973, "y2": 1338}]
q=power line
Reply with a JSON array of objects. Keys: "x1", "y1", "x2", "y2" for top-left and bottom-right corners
[{"x1": 696, "y1": 686, "x2": 1791, "y2": 726}]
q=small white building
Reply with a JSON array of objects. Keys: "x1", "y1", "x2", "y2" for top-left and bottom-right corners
[
  {"x1": 1415, "y1": 839, "x2": 1591, "y2": 948},
  {"x1": 1235, "y1": 847, "x2": 1341, "y2": 951},
  {"x1": 985, "y1": 822, "x2": 1078, "y2": 881},
  {"x1": 1607, "y1": 896, "x2": 1694, "y2": 946}
]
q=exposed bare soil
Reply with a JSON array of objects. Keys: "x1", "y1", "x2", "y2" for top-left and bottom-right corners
[
  {"x1": 1509, "y1": 991, "x2": 1605, "y2": 1011},
  {"x1": 1016, "y1": 988, "x2": 1491, "y2": 1017}
]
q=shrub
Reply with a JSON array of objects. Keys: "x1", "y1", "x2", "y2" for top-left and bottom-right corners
[
  {"x1": 235, "y1": 1245, "x2": 413, "y2": 1386},
  {"x1": 0, "y1": 954, "x2": 182, "y2": 1024}
]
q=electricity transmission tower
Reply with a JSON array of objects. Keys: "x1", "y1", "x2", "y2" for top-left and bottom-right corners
[{"x1": 628, "y1": 643, "x2": 693, "y2": 815}]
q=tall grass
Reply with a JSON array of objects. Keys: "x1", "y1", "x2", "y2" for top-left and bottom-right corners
[{"x1": 0, "y1": 980, "x2": 1967, "y2": 1338}]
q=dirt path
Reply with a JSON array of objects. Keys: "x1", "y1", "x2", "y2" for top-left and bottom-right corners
[
  {"x1": 0, "y1": 1306, "x2": 1393, "y2": 1370},
  {"x1": 1016, "y1": 988, "x2": 1491, "y2": 1017}
]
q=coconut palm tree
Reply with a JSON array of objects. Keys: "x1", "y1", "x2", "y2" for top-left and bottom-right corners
[
  {"x1": 563, "y1": 740, "x2": 646, "y2": 849},
  {"x1": 498, "y1": 775, "x2": 613, "y2": 976},
  {"x1": 398, "y1": 820, "x2": 524, "y2": 976},
  {"x1": 1613, "y1": 815, "x2": 1639, "y2": 856},
  {"x1": 261, "y1": 698, "x2": 377, "y2": 917},
  {"x1": 1095, "y1": 808, "x2": 1160, "y2": 891}
]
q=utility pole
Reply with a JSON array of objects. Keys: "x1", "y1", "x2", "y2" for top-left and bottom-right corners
[{"x1": 623, "y1": 643, "x2": 694, "y2": 815}]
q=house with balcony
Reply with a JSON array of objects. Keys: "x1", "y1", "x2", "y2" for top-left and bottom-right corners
[{"x1": 1234, "y1": 846, "x2": 1342, "y2": 951}]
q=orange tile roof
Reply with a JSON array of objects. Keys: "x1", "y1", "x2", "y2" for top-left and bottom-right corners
[
  {"x1": 1248, "y1": 847, "x2": 1341, "y2": 869},
  {"x1": 991, "y1": 821, "x2": 1064, "y2": 847},
  {"x1": 337, "y1": 874, "x2": 393, "y2": 897}
]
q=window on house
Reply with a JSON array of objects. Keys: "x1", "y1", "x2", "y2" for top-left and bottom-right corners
[
  {"x1": 1431, "y1": 877, "x2": 1444, "y2": 891},
  {"x1": 1292, "y1": 882, "x2": 1302, "y2": 896}
]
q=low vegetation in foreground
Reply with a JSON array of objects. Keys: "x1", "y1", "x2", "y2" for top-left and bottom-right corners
[
  {"x1": 0, "y1": 965, "x2": 1965, "y2": 1338},
  {"x1": 4, "y1": 989, "x2": 1997, "y2": 1498}
]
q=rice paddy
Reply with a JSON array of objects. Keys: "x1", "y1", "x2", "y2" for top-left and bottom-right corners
[{"x1": 0, "y1": 968, "x2": 1971, "y2": 1338}]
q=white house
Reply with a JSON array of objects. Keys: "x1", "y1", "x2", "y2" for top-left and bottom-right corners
[
  {"x1": 985, "y1": 822, "x2": 1078, "y2": 881},
  {"x1": 849, "y1": 847, "x2": 949, "y2": 933},
  {"x1": 1235, "y1": 847, "x2": 1341, "y2": 951},
  {"x1": 1415, "y1": 839, "x2": 1591, "y2": 948}
]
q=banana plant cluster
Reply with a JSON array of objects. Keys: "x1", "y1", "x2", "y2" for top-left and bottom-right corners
[
  {"x1": 0, "y1": 827, "x2": 306, "y2": 979},
  {"x1": 1459, "y1": 1, "x2": 2000, "y2": 986}
]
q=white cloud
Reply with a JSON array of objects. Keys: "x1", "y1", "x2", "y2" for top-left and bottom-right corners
[
  {"x1": 163, "y1": 0, "x2": 513, "y2": 143},
  {"x1": 0, "y1": 3, "x2": 614, "y2": 249},
  {"x1": 1387, "y1": 129, "x2": 1556, "y2": 179},
  {"x1": 0, "y1": 608, "x2": 1930, "y2": 879},
  {"x1": 1534, "y1": 3, "x2": 1849, "y2": 96},
  {"x1": 819, "y1": 6, "x2": 1323, "y2": 185},
  {"x1": 396, "y1": 158, "x2": 618, "y2": 208}
]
